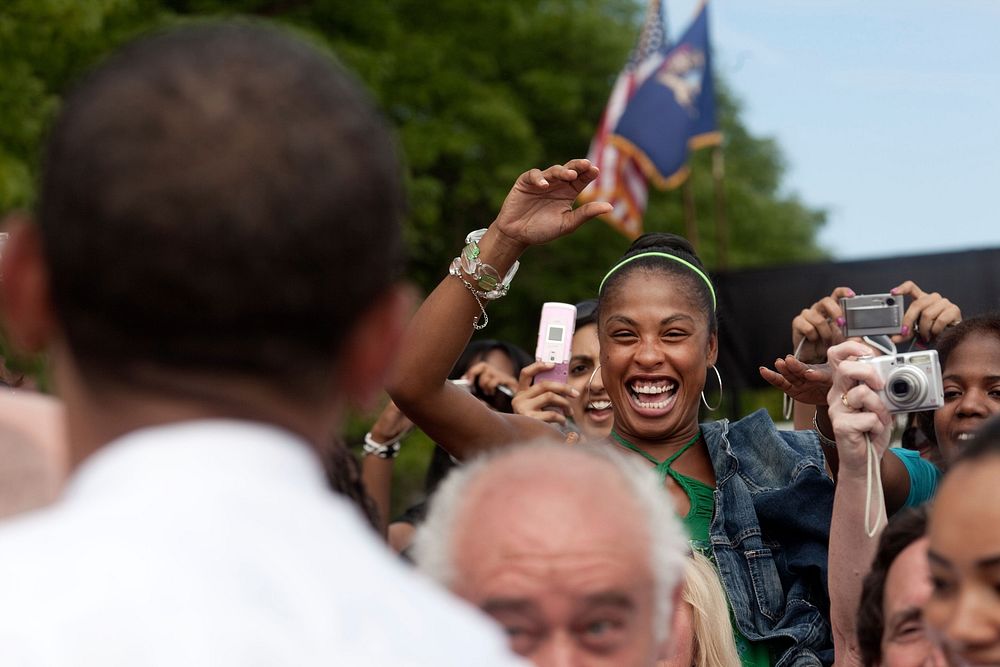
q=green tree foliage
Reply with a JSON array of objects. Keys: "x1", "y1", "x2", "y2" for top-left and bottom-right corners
[
  {"x1": 0, "y1": 0, "x2": 830, "y2": 512},
  {"x1": 3, "y1": 0, "x2": 826, "y2": 353}
]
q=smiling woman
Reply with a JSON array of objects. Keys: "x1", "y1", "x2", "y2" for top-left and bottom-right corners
[
  {"x1": 932, "y1": 314, "x2": 1000, "y2": 462},
  {"x1": 924, "y1": 416, "x2": 1000, "y2": 666},
  {"x1": 388, "y1": 160, "x2": 919, "y2": 666}
]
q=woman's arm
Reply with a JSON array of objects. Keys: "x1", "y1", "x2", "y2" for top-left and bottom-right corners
[
  {"x1": 386, "y1": 159, "x2": 611, "y2": 460},
  {"x1": 825, "y1": 341, "x2": 894, "y2": 665},
  {"x1": 359, "y1": 400, "x2": 413, "y2": 537}
]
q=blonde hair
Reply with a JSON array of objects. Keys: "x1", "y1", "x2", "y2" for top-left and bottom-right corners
[{"x1": 684, "y1": 552, "x2": 741, "y2": 667}]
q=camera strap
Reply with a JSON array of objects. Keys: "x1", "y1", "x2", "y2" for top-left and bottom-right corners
[
  {"x1": 864, "y1": 432, "x2": 885, "y2": 538},
  {"x1": 862, "y1": 335, "x2": 896, "y2": 356}
]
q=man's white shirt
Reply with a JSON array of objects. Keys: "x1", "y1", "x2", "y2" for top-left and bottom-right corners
[{"x1": 0, "y1": 420, "x2": 525, "y2": 666}]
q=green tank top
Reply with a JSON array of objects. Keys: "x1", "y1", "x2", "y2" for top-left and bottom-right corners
[{"x1": 610, "y1": 431, "x2": 773, "y2": 667}]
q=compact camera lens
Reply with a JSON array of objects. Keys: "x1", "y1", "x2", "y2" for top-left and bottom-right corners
[
  {"x1": 884, "y1": 366, "x2": 927, "y2": 411},
  {"x1": 886, "y1": 297, "x2": 895, "y2": 306}
]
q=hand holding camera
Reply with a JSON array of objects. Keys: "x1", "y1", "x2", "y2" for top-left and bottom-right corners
[
  {"x1": 886, "y1": 280, "x2": 962, "y2": 343},
  {"x1": 792, "y1": 286, "x2": 853, "y2": 363},
  {"x1": 826, "y1": 341, "x2": 896, "y2": 472},
  {"x1": 826, "y1": 340, "x2": 945, "y2": 471},
  {"x1": 839, "y1": 281, "x2": 961, "y2": 345}
]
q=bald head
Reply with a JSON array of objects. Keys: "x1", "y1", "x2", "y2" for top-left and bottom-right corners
[
  {"x1": 413, "y1": 443, "x2": 687, "y2": 667},
  {"x1": 450, "y1": 446, "x2": 652, "y2": 586}
]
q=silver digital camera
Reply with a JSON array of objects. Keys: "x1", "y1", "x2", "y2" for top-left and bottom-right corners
[
  {"x1": 840, "y1": 293, "x2": 904, "y2": 338},
  {"x1": 859, "y1": 350, "x2": 944, "y2": 414}
]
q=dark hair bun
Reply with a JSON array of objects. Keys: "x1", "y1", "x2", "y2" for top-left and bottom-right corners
[{"x1": 625, "y1": 232, "x2": 704, "y2": 269}]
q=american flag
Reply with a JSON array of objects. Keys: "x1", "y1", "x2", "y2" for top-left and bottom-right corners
[{"x1": 580, "y1": 0, "x2": 670, "y2": 239}]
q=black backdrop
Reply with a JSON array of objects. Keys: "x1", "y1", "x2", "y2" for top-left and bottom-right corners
[{"x1": 713, "y1": 246, "x2": 1000, "y2": 416}]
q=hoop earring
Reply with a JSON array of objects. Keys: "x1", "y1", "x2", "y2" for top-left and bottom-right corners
[
  {"x1": 701, "y1": 365, "x2": 723, "y2": 411},
  {"x1": 586, "y1": 365, "x2": 602, "y2": 394}
]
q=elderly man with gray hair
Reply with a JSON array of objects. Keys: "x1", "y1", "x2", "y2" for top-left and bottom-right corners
[{"x1": 413, "y1": 442, "x2": 689, "y2": 667}]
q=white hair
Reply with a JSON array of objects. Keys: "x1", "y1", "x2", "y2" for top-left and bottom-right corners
[{"x1": 411, "y1": 440, "x2": 688, "y2": 643}]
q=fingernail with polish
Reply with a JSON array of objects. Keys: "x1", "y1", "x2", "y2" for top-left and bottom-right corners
[
  {"x1": 901, "y1": 325, "x2": 909, "y2": 336},
  {"x1": 836, "y1": 317, "x2": 845, "y2": 327},
  {"x1": 890, "y1": 288, "x2": 899, "y2": 295},
  {"x1": 847, "y1": 289, "x2": 856, "y2": 297}
]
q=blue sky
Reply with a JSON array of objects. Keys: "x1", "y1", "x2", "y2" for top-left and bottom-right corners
[{"x1": 667, "y1": 0, "x2": 1000, "y2": 260}]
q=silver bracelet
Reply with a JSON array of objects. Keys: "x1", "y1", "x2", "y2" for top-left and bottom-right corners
[
  {"x1": 449, "y1": 258, "x2": 489, "y2": 330},
  {"x1": 812, "y1": 412, "x2": 837, "y2": 449},
  {"x1": 454, "y1": 228, "x2": 519, "y2": 301}
]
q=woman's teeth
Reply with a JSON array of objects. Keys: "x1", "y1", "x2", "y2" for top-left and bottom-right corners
[
  {"x1": 629, "y1": 381, "x2": 676, "y2": 409},
  {"x1": 587, "y1": 400, "x2": 612, "y2": 411},
  {"x1": 956, "y1": 433, "x2": 976, "y2": 442}
]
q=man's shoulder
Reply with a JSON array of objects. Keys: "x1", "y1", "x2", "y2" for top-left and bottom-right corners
[{"x1": 0, "y1": 481, "x2": 523, "y2": 665}]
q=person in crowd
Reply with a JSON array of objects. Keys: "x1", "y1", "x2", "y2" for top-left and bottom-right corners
[
  {"x1": 899, "y1": 410, "x2": 940, "y2": 467},
  {"x1": 513, "y1": 298, "x2": 614, "y2": 442},
  {"x1": 928, "y1": 314, "x2": 1000, "y2": 462},
  {"x1": 821, "y1": 316, "x2": 1000, "y2": 666},
  {"x1": 768, "y1": 312, "x2": 1000, "y2": 472},
  {"x1": 321, "y1": 437, "x2": 381, "y2": 532},
  {"x1": 852, "y1": 507, "x2": 947, "y2": 667},
  {"x1": 387, "y1": 158, "x2": 938, "y2": 665},
  {"x1": 0, "y1": 392, "x2": 67, "y2": 519},
  {"x1": 361, "y1": 338, "x2": 530, "y2": 549},
  {"x1": 660, "y1": 552, "x2": 741, "y2": 667},
  {"x1": 779, "y1": 283, "x2": 961, "y2": 430},
  {"x1": 924, "y1": 415, "x2": 1000, "y2": 666},
  {"x1": 0, "y1": 23, "x2": 526, "y2": 665},
  {"x1": 413, "y1": 441, "x2": 688, "y2": 667},
  {"x1": 823, "y1": 339, "x2": 936, "y2": 666}
]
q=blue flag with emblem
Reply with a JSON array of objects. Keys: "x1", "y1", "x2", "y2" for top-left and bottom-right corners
[{"x1": 610, "y1": 2, "x2": 720, "y2": 190}]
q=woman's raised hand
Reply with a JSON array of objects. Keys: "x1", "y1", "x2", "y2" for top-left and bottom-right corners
[
  {"x1": 826, "y1": 341, "x2": 894, "y2": 471},
  {"x1": 791, "y1": 286, "x2": 854, "y2": 363},
  {"x1": 759, "y1": 356, "x2": 832, "y2": 406},
  {"x1": 491, "y1": 159, "x2": 612, "y2": 250}
]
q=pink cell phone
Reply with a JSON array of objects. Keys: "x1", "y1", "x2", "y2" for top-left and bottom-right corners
[{"x1": 533, "y1": 302, "x2": 577, "y2": 385}]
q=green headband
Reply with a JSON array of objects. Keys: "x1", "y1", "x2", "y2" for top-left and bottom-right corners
[{"x1": 598, "y1": 252, "x2": 717, "y2": 309}]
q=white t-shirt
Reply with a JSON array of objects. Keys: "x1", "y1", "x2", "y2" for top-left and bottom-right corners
[{"x1": 0, "y1": 420, "x2": 525, "y2": 666}]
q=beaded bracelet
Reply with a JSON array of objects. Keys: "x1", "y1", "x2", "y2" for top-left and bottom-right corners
[
  {"x1": 363, "y1": 431, "x2": 403, "y2": 459},
  {"x1": 455, "y1": 229, "x2": 520, "y2": 301}
]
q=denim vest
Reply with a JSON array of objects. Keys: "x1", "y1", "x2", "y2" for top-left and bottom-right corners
[{"x1": 703, "y1": 409, "x2": 834, "y2": 667}]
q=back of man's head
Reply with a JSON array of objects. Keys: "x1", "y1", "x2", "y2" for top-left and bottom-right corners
[
  {"x1": 413, "y1": 442, "x2": 687, "y2": 666},
  {"x1": 36, "y1": 22, "x2": 404, "y2": 398}
]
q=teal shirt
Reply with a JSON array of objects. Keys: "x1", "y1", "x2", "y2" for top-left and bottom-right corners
[{"x1": 888, "y1": 447, "x2": 941, "y2": 507}]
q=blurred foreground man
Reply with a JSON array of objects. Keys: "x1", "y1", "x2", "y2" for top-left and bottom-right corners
[
  {"x1": 0, "y1": 23, "x2": 523, "y2": 666},
  {"x1": 413, "y1": 443, "x2": 689, "y2": 667}
]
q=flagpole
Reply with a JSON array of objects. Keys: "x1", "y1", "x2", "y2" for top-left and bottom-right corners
[
  {"x1": 681, "y1": 172, "x2": 699, "y2": 253},
  {"x1": 712, "y1": 145, "x2": 729, "y2": 269}
]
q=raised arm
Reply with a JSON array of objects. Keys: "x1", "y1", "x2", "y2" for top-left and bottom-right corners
[
  {"x1": 825, "y1": 340, "x2": 897, "y2": 666},
  {"x1": 386, "y1": 159, "x2": 611, "y2": 460}
]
